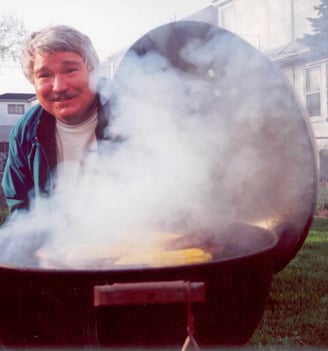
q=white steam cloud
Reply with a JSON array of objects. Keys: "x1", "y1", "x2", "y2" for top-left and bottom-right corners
[{"x1": 0, "y1": 23, "x2": 317, "y2": 270}]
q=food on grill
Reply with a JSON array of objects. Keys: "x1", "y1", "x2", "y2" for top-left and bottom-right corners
[
  {"x1": 115, "y1": 248, "x2": 213, "y2": 267},
  {"x1": 36, "y1": 232, "x2": 217, "y2": 269}
]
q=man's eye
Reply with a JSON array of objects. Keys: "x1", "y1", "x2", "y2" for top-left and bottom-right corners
[
  {"x1": 66, "y1": 68, "x2": 78, "y2": 74},
  {"x1": 38, "y1": 73, "x2": 51, "y2": 79}
]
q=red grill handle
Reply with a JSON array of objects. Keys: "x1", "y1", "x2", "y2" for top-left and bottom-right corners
[{"x1": 94, "y1": 280, "x2": 205, "y2": 307}]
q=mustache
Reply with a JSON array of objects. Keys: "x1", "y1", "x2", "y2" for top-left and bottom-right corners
[{"x1": 49, "y1": 92, "x2": 78, "y2": 102}]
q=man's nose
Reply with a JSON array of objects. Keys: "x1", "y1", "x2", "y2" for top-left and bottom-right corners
[{"x1": 52, "y1": 74, "x2": 68, "y2": 92}]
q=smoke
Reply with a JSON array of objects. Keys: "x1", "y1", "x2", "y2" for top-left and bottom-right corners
[{"x1": 0, "y1": 22, "x2": 317, "y2": 269}]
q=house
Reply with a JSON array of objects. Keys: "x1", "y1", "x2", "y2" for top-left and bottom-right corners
[
  {"x1": 0, "y1": 92, "x2": 37, "y2": 147},
  {"x1": 187, "y1": 0, "x2": 328, "y2": 150},
  {"x1": 0, "y1": 93, "x2": 37, "y2": 125},
  {"x1": 0, "y1": 93, "x2": 37, "y2": 205},
  {"x1": 99, "y1": 49, "x2": 126, "y2": 79},
  {"x1": 209, "y1": 0, "x2": 328, "y2": 150},
  {"x1": 103, "y1": 0, "x2": 327, "y2": 150},
  {"x1": 0, "y1": 92, "x2": 37, "y2": 137}
]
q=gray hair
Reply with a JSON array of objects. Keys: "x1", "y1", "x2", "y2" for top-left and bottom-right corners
[{"x1": 21, "y1": 25, "x2": 100, "y2": 83}]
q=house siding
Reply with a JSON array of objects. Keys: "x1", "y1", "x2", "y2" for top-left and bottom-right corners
[
  {"x1": 211, "y1": 0, "x2": 328, "y2": 150},
  {"x1": 0, "y1": 100, "x2": 32, "y2": 126},
  {"x1": 212, "y1": 0, "x2": 293, "y2": 50},
  {"x1": 103, "y1": 1, "x2": 327, "y2": 148},
  {"x1": 212, "y1": 0, "x2": 322, "y2": 50},
  {"x1": 0, "y1": 94, "x2": 37, "y2": 140}
]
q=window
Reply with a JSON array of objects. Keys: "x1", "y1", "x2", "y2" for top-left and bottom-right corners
[
  {"x1": 8, "y1": 104, "x2": 25, "y2": 115},
  {"x1": 304, "y1": 62, "x2": 328, "y2": 119},
  {"x1": 305, "y1": 65, "x2": 321, "y2": 117}
]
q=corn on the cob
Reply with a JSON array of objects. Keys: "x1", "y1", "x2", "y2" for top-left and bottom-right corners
[{"x1": 115, "y1": 248, "x2": 213, "y2": 267}]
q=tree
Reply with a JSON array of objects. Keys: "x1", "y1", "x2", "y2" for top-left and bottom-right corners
[
  {"x1": 299, "y1": 0, "x2": 328, "y2": 53},
  {"x1": 0, "y1": 14, "x2": 26, "y2": 68}
]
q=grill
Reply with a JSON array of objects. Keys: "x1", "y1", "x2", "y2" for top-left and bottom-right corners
[{"x1": 0, "y1": 21, "x2": 317, "y2": 348}]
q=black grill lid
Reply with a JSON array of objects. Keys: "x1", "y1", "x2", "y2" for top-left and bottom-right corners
[{"x1": 112, "y1": 21, "x2": 318, "y2": 272}]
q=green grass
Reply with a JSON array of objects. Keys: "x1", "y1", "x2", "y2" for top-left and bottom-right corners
[
  {"x1": 249, "y1": 217, "x2": 328, "y2": 347},
  {"x1": 0, "y1": 205, "x2": 326, "y2": 347}
]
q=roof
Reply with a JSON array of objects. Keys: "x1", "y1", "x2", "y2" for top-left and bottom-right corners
[
  {"x1": 0, "y1": 93, "x2": 36, "y2": 102},
  {"x1": 264, "y1": 40, "x2": 323, "y2": 66},
  {"x1": 266, "y1": 40, "x2": 309, "y2": 59}
]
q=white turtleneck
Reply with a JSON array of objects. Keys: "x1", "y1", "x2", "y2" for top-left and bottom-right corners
[{"x1": 55, "y1": 111, "x2": 98, "y2": 190}]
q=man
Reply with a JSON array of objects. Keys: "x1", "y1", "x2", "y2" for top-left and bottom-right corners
[{"x1": 1, "y1": 25, "x2": 116, "y2": 214}]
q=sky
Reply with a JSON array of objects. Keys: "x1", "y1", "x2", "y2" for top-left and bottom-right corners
[{"x1": 0, "y1": 0, "x2": 212, "y2": 94}]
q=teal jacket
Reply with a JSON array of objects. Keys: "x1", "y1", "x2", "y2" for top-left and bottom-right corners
[{"x1": 1, "y1": 95, "x2": 116, "y2": 214}]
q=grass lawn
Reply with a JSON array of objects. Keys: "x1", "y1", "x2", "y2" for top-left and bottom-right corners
[
  {"x1": 248, "y1": 217, "x2": 328, "y2": 347},
  {"x1": 0, "y1": 206, "x2": 326, "y2": 347}
]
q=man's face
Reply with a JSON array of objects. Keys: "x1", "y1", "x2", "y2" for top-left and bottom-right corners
[{"x1": 32, "y1": 51, "x2": 97, "y2": 125}]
